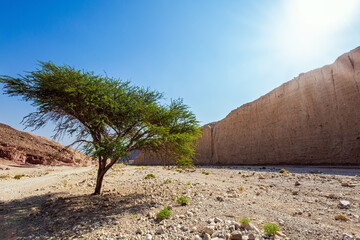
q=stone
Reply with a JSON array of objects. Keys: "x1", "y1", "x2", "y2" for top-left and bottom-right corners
[
  {"x1": 145, "y1": 234, "x2": 152, "y2": 240},
  {"x1": 203, "y1": 233, "x2": 211, "y2": 240},
  {"x1": 203, "y1": 226, "x2": 215, "y2": 235},
  {"x1": 248, "y1": 233, "x2": 256, "y2": 240},
  {"x1": 339, "y1": 200, "x2": 351, "y2": 209},
  {"x1": 341, "y1": 182, "x2": 356, "y2": 187},
  {"x1": 156, "y1": 226, "x2": 165, "y2": 234},
  {"x1": 212, "y1": 230, "x2": 225, "y2": 238},
  {"x1": 342, "y1": 233, "x2": 352, "y2": 240},
  {"x1": 295, "y1": 181, "x2": 301, "y2": 186},
  {"x1": 230, "y1": 231, "x2": 243, "y2": 240},
  {"x1": 216, "y1": 196, "x2": 225, "y2": 202}
]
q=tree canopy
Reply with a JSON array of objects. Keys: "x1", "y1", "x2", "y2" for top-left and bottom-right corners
[{"x1": 0, "y1": 61, "x2": 201, "y2": 194}]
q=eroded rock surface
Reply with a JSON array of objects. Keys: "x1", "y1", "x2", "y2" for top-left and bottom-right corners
[
  {"x1": 195, "y1": 47, "x2": 360, "y2": 165},
  {"x1": 0, "y1": 123, "x2": 91, "y2": 166}
]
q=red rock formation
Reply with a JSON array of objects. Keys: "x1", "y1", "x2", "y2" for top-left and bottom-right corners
[
  {"x1": 0, "y1": 123, "x2": 92, "y2": 166},
  {"x1": 195, "y1": 47, "x2": 360, "y2": 165}
]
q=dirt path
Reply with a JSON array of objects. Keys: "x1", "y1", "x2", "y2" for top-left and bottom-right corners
[{"x1": 0, "y1": 165, "x2": 95, "y2": 201}]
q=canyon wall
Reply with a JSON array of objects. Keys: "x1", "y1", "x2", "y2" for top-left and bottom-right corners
[
  {"x1": 195, "y1": 47, "x2": 360, "y2": 165},
  {"x1": 134, "y1": 47, "x2": 360, "y2": 165}
]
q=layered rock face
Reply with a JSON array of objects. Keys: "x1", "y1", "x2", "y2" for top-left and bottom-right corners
[
  {"x1": 195, "y1": 47, "x2": 360, "y2": 165},
  {"x1": 0, "y1": 123, "x2": 91, "y2": 166}
]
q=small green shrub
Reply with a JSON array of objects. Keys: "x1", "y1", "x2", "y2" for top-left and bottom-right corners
[
  {"x1": 145, "y1": 173, "x2": 156, "y2": 179},
  {"x1": 263, "y1": 223, "x2": 279, "y2": 236},
  {"x1": 176, "y1": 169, "x2": 183, "y2": 173},
  {"x1": 238, "y1": 217, "x2": 250, "y2": 225},
  {"x1": 186, "y1": 181, "x2": 191, "y2": 185},
  {"x1": 0, "y1": 175, "x2": 7, "y2": 179},
  {"x1": 14, "y1": 174, "x2": 25, "y2": 179},
  {"x1": 278, "y1": 168, "x2": 290, "y2": 174},
  {"x1": 202, "y1": 171, "x2": 209, "y2": 175},
  {"x1": 176, "y1": 195, "x2": 189, "y2": 205},
  {"x1": 156, "y1": 207, "x2": 171, "y2": 220},
  {"x1": 164, "y1": 179, "x2": 172, "y2": 184}
]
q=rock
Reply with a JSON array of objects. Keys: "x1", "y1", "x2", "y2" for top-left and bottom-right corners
[
  {"x1": 339, "y1": 200, "x2": 351, "y2": 209},
  {"x1": 203, "y1": 233, "x2": 211, "y2": 240},
  {"x1": 203, "y1": 226, "x2": 215, "y2": 235},
  {"x1": 248, "y1": 233, "x2": 256, "y2": 240},
  {"x1": 0, "y1": 123, "x2": 92, "y2": 166},
  {"x1": 145, "y1": 234, "x2": 152, "y2": 240},
  {"x1": 295, "y1": 181, "x2": 301, "y2": 186},
  {"x1": 192, "y1": 46, "x2": 360, "y2": 166},
  {"x1": 214, "y1": 217, "x2": 223, "y2": 223},
  {"x1": 342, "y1": 233, "x2": 352, "y2": 240},
  {"x1": 135, "y1": 228, "x2": 142, "y2": 234},
  {"x1": 156, "y1": 226, "x2": 165, "y2": 234},
  {"x1": 186, "y1": 211, "x2": 194, "y2": 217},
  {"x1": 341, "y1": 182, "x2": 356, "y2": 187},
  {"x1": 193, "y1": 235, "x2": 201, "y2": 240},
  {"x1": 230, "y1": 231, "x2": 243, "y2": 240},
  {"x1": 212, "y1": 230, "x2": 225, "y2": 238},
  {"x1": 276, "y1": 231, "x2": 287, "y2": 237},
  {"x1": 216, "y1": 196, "x2": 225, "y2": 202}
]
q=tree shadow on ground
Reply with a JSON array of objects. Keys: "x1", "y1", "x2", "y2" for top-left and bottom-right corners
[{"x1": 1, "y1": 191, "x2": 151, "y2": 239}]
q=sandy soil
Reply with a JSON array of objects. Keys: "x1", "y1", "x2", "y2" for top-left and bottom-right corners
[{"x1": 0, "y1": 162, "x2": 359, "y2": 240}]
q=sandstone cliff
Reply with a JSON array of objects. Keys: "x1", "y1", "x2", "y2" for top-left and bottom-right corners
[
  {"x1": 0, "y1": 123, "x2": 92, "y2": 166},
  {"x1": 195, "y1": 46, "x2": 360, "y2": 165},
  {"x1": 135, "y1": 46, "x2": 360, "y2": 165}
]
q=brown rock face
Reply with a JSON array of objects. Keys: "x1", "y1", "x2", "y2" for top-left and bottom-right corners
[
  {"x1": 195, "y1": 47, "x2": 360, "y2": 165},
  {"x1": 0, "y1": 123, "x2": 92, "y2": 166}
]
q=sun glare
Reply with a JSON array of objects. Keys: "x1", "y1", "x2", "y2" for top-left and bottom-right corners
[{"x1": 270, "y1": 0, "x2": 359, "y2": 63}]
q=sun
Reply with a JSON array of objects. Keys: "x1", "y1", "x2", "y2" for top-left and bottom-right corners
[{"x1": 269, "y1": 0, "x2": 359, "y2": 64}]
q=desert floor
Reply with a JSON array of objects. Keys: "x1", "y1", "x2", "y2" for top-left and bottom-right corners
[{"x1": 0, "y1": 159, "x2": 359, "y2": 240}]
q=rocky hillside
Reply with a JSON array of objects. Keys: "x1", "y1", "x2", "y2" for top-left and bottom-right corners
[
  {"x1": 0, "y1": 123, "x2": 91, "y2": 166},
  {"x1": 195, "y1": 47, "x2": 360, "y2": 165}
]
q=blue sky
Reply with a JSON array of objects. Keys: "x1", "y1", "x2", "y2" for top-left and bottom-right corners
[{"x1": 1, "y1": 0, "x2": 360, "y2": 145}]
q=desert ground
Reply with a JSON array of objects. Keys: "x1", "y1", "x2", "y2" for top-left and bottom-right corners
[{"x1": 0, "y1": 159, "x2": 359, "y2": 240}]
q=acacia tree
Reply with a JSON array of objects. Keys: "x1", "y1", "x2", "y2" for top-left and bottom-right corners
[{"x1": 0, "y1": 61, "x2": 200, "y2": 194}]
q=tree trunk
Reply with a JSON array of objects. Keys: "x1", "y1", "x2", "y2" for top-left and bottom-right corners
[
  {"x1": 93, "y1": 156, "x2": 107, "y2": 195},
  {"x1": 93, "y1": 169, "x2": 106, "y2": 195},
  {"x1": 92, "y1": 156, "x2": 120, "y2": 195}
]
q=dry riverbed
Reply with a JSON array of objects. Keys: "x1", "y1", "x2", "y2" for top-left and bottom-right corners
[{"x1": 0, "y1": 161, "x2": 359, "y2": 240}]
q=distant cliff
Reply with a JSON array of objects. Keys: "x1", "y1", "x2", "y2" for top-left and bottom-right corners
[
  {"x1": 0, "y1": 123, "x2": 92, "y2": 166},
  {"x1": 195, "y1": 47, "x2": 360, "y2": 165}
]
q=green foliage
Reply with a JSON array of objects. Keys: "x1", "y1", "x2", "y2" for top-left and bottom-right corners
[
  {"x1": 0, "y1": 61, "x2": 200, "y2": 194},
  {"x1": 156, "y1": 207, "x2": 171, "y2": 220},
  {"x1": 202, "y1": 171, "x2": 209, "y2": 175},
  {"x1": 186, "y1": 181, "x2": 191, "y2": 185},
  {"x1": 263, "y1": 223, "x2": 279, "y2": 236},
  {"x1": 278, "y1": 168, "x2": 290, "y2": 174},
  {"x1": 238, "y1": 217, "x2": 250, "y2": 225},
  {"x1": 176, "y1": 169, "x2": 183, "y2": 173},
  {"x1": 14, "y1": 174, "x2": 25, "y2": 179},
  {"x1": 164, "y1": 179, "x2": 172, "y2": 184},
  {"x1": 176, "y1": 195, "x2": 189, "y2": 205},
  {"x1": 145, "y1": 173, "x2": 156, "y2": 179}
]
